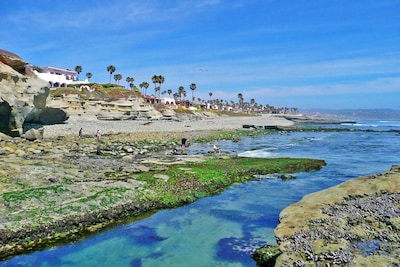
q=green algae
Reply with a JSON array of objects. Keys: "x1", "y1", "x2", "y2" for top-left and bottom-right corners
[{"x1": 136, "y1": 157, "x2": 326, "y2": 208}]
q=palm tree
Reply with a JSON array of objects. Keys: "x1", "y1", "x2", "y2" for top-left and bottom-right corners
[
  {"x1": 75, "y1": 65, "x2": 82, "y2": 80},
  {"x1": 250, "y1": 98, "x2": 256, "y2": 111},
  {"x1": 158, "y1": 75, "x2": 165, "y2": 92},
  {"x1": 178, "y1": 86, "x2": 185, "y2": 101},
  {"x1": 143, "y1": 82, "x2": 149, "y2": 95},
  {"x1": 151, "y1": 75, "x2": 159, "y2": 94},
  {"x1": 107, "y1": 65, "x2": 116, "y2": 84},
  {"x1": 114, "y1": 74, "x2": 122, "y2": 85},
  {"x1": 126, "y1": 77, "x2": 134, "y2": 89},
  {"x1": 190, "y1": 83, "x2": 196, "y2": 102},
  {"x1": 85, "y1": 72, "x2": 92, "y2": 82},
  {"x1": 209, "y1": 92, "x2": 213, "y2": 102},
  {"x1": 167, "y1": 89, "x2": 172, "y2": 97},
  {"x1": 155, "y1": 86, "x2": 160, "y2": 98},
  {"x1": 237, "y1": 93, "x2": 243, "y2": 109},
  {"x1": 139, "y1": 82, "x2": 144, "y2": 94}
]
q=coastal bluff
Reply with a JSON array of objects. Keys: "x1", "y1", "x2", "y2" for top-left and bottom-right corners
[
  {"x1": 272, "y1": 165, "x2": 400, "y2": 266},
  {"x1": 0, "y1": 49, "x2": 68, "y2": 137}
]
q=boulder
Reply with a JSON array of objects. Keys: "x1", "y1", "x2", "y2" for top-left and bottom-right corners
[
  {"x1": 24, "y1": 128, "x2": 44, "y2": 141},
  {"x1": 0, "y1": 49, "x2": 69, "y2": 137}
]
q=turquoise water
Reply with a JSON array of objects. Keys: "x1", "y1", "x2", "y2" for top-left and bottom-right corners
[{"x1": 2, "y1": 120, "x2": 400, "y2": 267}]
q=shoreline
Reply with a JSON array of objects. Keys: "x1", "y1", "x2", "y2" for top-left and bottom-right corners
[{"x1": 42, "y1": 114, "x2": 295, "y2": 138}]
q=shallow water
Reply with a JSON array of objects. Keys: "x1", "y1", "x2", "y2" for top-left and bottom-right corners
[{"x1": 2, "y1": 120, "x2": 400, "y2": 267}]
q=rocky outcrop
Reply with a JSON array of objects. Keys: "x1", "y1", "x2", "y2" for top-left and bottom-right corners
[
  {"x1": 0, "y1": 49, "x2": 68, "y2": 137},
  {"x1": 47, "y1": 95, "x2": 164, "y2": 121},
  {"x1": 270, "y1": 165, "x2": 400, "y2": 266}
]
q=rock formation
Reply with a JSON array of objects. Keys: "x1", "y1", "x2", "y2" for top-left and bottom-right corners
[
  {"x1": 47, "y1": 95, "x2": 163, "y2": 121},
  {"x1": 0, "y1": 49, "x2": 68, "y2": 137}
]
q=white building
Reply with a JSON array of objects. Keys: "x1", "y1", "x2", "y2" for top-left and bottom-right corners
[{"x1": 33, "y1": 66, "x2": 88, "y2": 88}]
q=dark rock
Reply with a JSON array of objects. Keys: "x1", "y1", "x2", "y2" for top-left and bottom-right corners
[{"x1": 251, "y1": 244, "x2": 281, "y2": 267}]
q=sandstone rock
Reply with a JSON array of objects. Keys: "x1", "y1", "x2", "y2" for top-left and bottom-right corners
[
  {"x1": 24, "y1": 128, "x2": 44, "y2": 141},
  {"x1": 0, "y1": 49, "x2": 69, "y2": 137},
  {"x1": 0, "y1": 132, "x2": 12, "y2": 141},
  {"x1": 0, "y1": 49, "x2": 27, "y2": 74}
]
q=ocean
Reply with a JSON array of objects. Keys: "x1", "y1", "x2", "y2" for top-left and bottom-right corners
[{"x1": 1, "y1": 120, "x2": 400, "y2": 267}]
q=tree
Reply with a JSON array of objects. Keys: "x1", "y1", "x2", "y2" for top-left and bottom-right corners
[
  {"x1": 167, "y1": 89, "x2": 172, "y2": 97},
  {"x1": 158, "y1": 75, "x2": 165, "y2": 92},
  {"x1": 143, "y1": 82, "x2": 149, "y2": 95},
  {"x1": 139, "y1": 82, "x2": 144, "y2": 94},
  {"x1": 151, "y1": 75, "x2": 159, "y2": 94},
  {"x1": 126, "y1": 77, "x2": 134, "y2": 89},
  {"x1": 209, "y1": 92, "x2": 213, "y2": 102},
  {"x1": 107, "y1": 65, "x2": 116, "y2": 84},
  {"x1": 250, "y1": 98, "x2": 256, "y2": 111},
  {"x1": 85, "y1": 72, "x2": 92, "y2": 82},
  {"x1": 155, "y1": 86, "x2": 160, "y2": 97},
  {"x1": 75, "y1": 65, "x2": 82, "y2": 80},
  {"x1": 237, "y1": 93, "x2": 244, "y2": 109},
  {"x1": 178, "y1": 86, "x2": 185, "y2": 100},
  {"x1": 114, "y1": 74, "x2": 122, "y2": 85},
  {"x1": 190, "y1": 83, "x2": 196, "y2": 102}
]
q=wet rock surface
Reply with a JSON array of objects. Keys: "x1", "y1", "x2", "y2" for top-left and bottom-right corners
[
  {"x1": 0, "y1": 129, "x2": 327, "y2": 261},
  {"x1": 269, "y1": 166, "x2": 400, "y2": 267}
]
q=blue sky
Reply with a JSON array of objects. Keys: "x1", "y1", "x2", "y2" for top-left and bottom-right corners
[{"x1": 1, "y1": 0, "x2": 399, "y2": 110}]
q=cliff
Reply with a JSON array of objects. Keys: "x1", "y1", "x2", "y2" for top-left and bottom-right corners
[{"x1": 0, "y1": 49, "x2": 68, "y2": 137}]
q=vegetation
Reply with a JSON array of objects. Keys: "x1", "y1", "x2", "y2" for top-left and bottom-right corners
[
  {"x1": 49, "y1": 84, "x2": 140, "y2": 101},
  {"x1": 137, "y1": 157, "x2": 326, "y2": 206}
]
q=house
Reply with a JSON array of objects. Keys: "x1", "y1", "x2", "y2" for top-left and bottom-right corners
[{"x1": 33, "y1": 66, "x2": 88, "y2": 88}]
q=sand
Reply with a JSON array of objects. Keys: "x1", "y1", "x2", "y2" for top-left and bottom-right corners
[{"x1": 43, "y1": 114, "x2": 294, "y2": 138}]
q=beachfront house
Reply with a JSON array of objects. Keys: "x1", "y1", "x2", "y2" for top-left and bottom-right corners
[{"x1": 33, "y1": 66, "x2": 89, "y2": 88}]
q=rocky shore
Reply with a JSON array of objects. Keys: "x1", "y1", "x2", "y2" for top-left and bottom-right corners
[
  {"x1": 1, "y1": 114, "x2": 329, "y2": 261},
  {"x1": 253, "y1": 165, "x2": 400, "y2": 266},
  {"x1": 2, "y1": 114, "x2": 399, "y2": 266}
]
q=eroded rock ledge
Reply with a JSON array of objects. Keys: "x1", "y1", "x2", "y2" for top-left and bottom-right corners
[
  {"x1": 0, "y1": 49, "x2": 68, "y2": 137},
  {"x1": 258, "y1": 165, "x2": 400, "y2": 266}
]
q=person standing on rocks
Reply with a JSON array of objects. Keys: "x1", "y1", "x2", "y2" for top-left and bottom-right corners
[
  {"x1": 95, "y1": 130, "x2": 101, "y2": 140},
  {"x1": 181, "y1": 137, "x2": 187, "y2": 153}
]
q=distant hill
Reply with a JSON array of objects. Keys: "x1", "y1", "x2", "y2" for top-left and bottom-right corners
[{"x1": 301, "y1": 109, "x2": 400, "y2": 120}]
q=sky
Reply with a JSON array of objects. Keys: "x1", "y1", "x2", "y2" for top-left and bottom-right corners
[{"x1": 1, "y1": 0, "x2": 399, "y2": 110}]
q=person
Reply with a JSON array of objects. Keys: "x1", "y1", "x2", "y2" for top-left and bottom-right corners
[
  {"x1": 95, "y1": 130, "x2": 101, "y2": 140},
  {"x1": 181, "y1": 138, "x2": 187, "y2": 153},
  {"x1": 213, "y1": 144, "x2": 220, "y2": 153},
  {"x1": 78, "y1": 128, "x2": 83, "y2": 138}
]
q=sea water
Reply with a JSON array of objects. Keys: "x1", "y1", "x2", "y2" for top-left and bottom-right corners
[{"x1": 2, "y1": 120, "x2": 400, "y2": 267}]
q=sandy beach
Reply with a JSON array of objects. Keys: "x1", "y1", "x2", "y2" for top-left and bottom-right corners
[{"x1": 43, "y1": 114, "x2": 295, "y2": 138}]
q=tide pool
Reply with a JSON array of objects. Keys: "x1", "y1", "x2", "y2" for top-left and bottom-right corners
[{"x1": 2, "y1": 121, "x2": 400, "y2": 267}]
